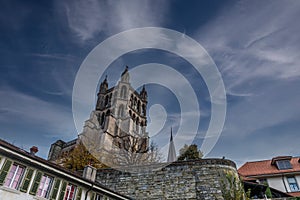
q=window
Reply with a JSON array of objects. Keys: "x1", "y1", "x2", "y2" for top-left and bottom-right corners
[
  {"x1": 50, "y1": 179, "x2": 61, "y2": 200},
  {"x1": 64, "y1": 183, "x2": 77, "y2": 200},
  {"x1": 287, "y1": 177, "x2": 299, "y2": 192},
  {"x1": 95, "y1": 193, "x2": 103, "y2": 200},
  {"x1": 4, "y1": 163, "x2": 25, "y2": 189},
  {"x1": 120, "y1": 86, "x2": 127, "y2": 98},
  {"x1": 118, "y1": 105, "x2": 124, "y2": 117},
  {"x1": 276, "y1": 160, "x2": 292, "y2": 170},
  {"x1": 37, "y1": 175, "x2": 53, "y2": 198}
]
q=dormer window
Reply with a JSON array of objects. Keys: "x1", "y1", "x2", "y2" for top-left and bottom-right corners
[
  {"x1": 271, "y1": 156, "x2": 292, "y2": 170},
  {"x1": 276, "y1": 160, "x2": 292, "y2": 170}
]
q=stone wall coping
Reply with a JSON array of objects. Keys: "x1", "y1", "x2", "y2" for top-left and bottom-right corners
[{"x1": 97, "y1": 158, "x2": 236, "y2": 173}]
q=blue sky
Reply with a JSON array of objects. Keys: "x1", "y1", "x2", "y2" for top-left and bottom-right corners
[{"x1": 0, "y1": 0, "x2": 300, "y2": 166}]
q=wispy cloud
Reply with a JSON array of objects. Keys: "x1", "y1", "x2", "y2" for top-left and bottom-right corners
[
  {"x1": 195, "y1": 0, "x2": 300, "y2": 160},
  {"x1": 27, "y1": 53, "x2": 78, "y2": 62},
  {"x1": 57, "y1": 0, "x2": 170, "y2": 42},
  {"x1": 197, "y1": 0, "x2": 300, "y2": 85}
]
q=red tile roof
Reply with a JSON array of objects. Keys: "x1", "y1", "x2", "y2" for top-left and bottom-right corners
[
  {"x1": 288, "y1": 192, "x2": 300, "y2": 197},
  {"x1": 238, "y1": 157, "x2": 300, "y2": 177}
]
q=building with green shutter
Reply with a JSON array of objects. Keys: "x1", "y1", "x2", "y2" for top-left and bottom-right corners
[{"x1": 0, "y1": 139, "x2": 131, "y2": 200}]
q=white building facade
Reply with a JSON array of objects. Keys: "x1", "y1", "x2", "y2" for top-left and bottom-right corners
[{"x1": 0, "y1": 139, "x2": 131, "y2": 200}]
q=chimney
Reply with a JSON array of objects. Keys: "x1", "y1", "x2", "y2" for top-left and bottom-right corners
[
  {"x1": 30, "y1": 146, "x2": 38, "y2": 155},
  {"x1": 83, "y1": 165, "x2": 97, "y2": 182}
]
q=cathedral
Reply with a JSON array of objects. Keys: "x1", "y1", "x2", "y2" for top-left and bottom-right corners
[
  {"x1": 48, "y1": 67, "x2": 153, "y2": 166},
  {"x1": 94, "y1": 66, "x2": 149, "y2": 153},
  {"x1": 44, "y1": 67, "x2": 243, "y2": 199}
]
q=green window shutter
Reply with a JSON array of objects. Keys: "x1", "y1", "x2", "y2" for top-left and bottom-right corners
[
  {"x1": 20, "y1": 168, "x2": 34, "y2": 193},
  {"x1": 29, "y1": 171, "x2": 43, "y2": 195},
  {"x1": 75, "y1": 187, "x2": 82, "y2": 200},
  {"x1": 50, "y1": 179, "x2": 61, "y2": 200},
  {"x1": 91, "y1": 192, "x2": 95, "y2": 200},
  {"x1": 0, "y1": 159, "x2": 12, "y2": 185},
  {"x1": 58, "y1": 181, "x2": 67, "y2": 200}
]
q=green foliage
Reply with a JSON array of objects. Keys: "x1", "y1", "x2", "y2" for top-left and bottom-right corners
[
  {"x1": 265, "y1": 186, "x2": 272, "y2": 198},
  {"x1": 220, "y1": 170, "x2": 246, "y2": 200},
  {"x1": 58, "y1": 142, "x2": 107, "y2": 171},
  {"x1": 245, "y1": 188, "x2": 251, "y2": 199},
  {"x1": 177, "y1": 144, "x2": 203, "y2": 161}
]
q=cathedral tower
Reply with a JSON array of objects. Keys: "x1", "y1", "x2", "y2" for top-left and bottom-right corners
[
  {"x1": 49, "y1": 66, "x2": 150, "y2": 164},
  {"x1": 83, "y1": 66, "x2": 149, "y2": 157}
]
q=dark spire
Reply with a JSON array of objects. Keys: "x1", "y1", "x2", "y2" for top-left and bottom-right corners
[
  {"x1": 140, "y1": 85, "x2": 148, "y2": 101},
  {"x1": 99, "y1": 75, "x2": 108, "y2": 93},
  {"x1": 167, "y1": 127, "x2": 176, "y2": 162},
  {"x1": 121, "y1": 66, "x2": 130, "y2": 82},
  {"x1": 104, "y1": 75, "x2": 108, "y2": 83},
  {"x1": 121, "y1": 66, "x2": 129, "y2": 76}
]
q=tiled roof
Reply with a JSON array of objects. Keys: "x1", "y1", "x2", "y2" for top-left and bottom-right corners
[
  {"x1": 238, "y1": 157, "x2": 300, "y2": 177},
  {"x1": 288, "y1": 191, "x2": 300, "y2": 197}
]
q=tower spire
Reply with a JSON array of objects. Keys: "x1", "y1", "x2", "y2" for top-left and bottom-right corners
[
  {"x1": 167, "y1": 127, "x2": 176, "y2": 162},
  {"x1": 99, "y1": 75, "x2": 108, "y2": 93},
  {"x1": 121, "y1": 66, "x2": 130, "y2": 82},
  {"x1": 140, "y1": 85, "x2": 148, "y2": 101}
]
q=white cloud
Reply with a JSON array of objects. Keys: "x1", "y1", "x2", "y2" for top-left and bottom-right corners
[
  {"x1": 58, "y1": 0, "x2": 170, "y2": 41},
  {"x1": 196, "y1": 0, "x2": 300, "y2": 86},
  {"x1": 28, "y1": 53, "x2": 78, "y2": 62},
  {"x1": 193, "y1": 0, "x2": 300, "y2": 161}
]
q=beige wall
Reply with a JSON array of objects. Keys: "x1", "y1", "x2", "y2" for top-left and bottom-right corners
[
  {"x1": 267, "y1": 175, "x2": 300, "y2": 193},
  {"x1": 268, "y1": 176, "x2": 287, "y2": 192}
]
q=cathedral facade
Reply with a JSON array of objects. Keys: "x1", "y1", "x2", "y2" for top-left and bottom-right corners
[
  {"x1": 48, "y1": 67, "x2": 150, "y2": 166},
  {"x1": 93, "y1": 66, "x2": 149, "y2": 153}
]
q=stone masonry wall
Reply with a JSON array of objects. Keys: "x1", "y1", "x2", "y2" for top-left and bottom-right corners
[{"x1": 96, "y1": 159, "x2": 243, "y2": 200}]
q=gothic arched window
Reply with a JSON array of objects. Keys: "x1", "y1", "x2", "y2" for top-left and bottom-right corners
[
  {"x1": 142, "y1": 104, "x2": 146, "y2": 116},
  {"x1": 136, "y1": 117, "x2": 140, "y2": 134},
  {"x1": 120, "y1": 86, "x2": 127, "y2": 99},
  {"x1": 105, "y1": 95, "x2": 109, "y2": 106},
  {"x1": 137, "y1": 101, "x2": 141, "y2": 113},
  {"x1": 130, "y1": 95, "x2": 133, "y2": 107},
  {"x1": 101, "y1": 113, "x2": 105, "y2": 126},
  {"x1": 134, "y1": 97, "x2": 137, "y2": 110},
  {"x1": 118, "y1": 104, "x2": 124, "y2": 118}
]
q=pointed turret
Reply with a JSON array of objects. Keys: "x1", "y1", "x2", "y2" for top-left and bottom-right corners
[
  {"x1": 121, "y1": 66, "x2": 130, "y2": 82},
  {"x1": 167, "y1": 128, "x2": 176, "y2": 162},
  {"x1": 96, "y1": 76, "x2": 109, "y2": 110},
  {"x1": 99, "y1": 75, "x2": 108, "y2": 93},
  {"x1": 140, "y1": 85, "x2": 148, "y2": 102}
]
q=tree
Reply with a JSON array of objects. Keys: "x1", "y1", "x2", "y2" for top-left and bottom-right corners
[
  {"x1": 177, "y1": 144, "x2": 203, "y2": 161},
  {"x1": 220, "y1": 170, "x2": 246, "y2": 200},
  {"x1": 57, "y1": 142, "x2": 107, "y2": 171},
  {"x1": 265, "y1": 186, "x2": 272, "y2": 198},
  {"x1": 111, "y1": 135, "x2": 162, "y2": 167}
]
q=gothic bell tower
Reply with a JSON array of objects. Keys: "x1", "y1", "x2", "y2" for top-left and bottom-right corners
[{"x1": 89, "y1": 66, "x2": 149, "y2": 154}]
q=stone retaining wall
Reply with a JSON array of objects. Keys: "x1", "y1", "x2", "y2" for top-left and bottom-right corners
[{"x1": 96, "y1": 159, "x2": 243, "y2": 200}]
